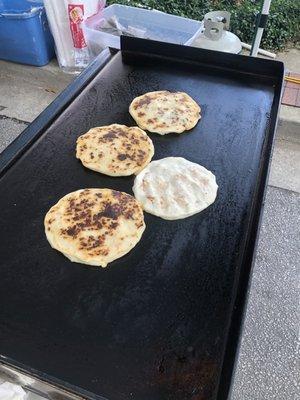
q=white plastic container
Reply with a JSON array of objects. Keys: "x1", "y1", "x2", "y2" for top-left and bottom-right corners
[{"x1": 84, "y1": 4, "x2": 202, "y2": 56}]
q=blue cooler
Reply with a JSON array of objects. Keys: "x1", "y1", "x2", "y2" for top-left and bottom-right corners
[{"x1": 0, "y1": 0, "x2": 55, "y2": 66}]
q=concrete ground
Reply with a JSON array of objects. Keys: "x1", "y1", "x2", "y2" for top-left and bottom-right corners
[
  {"x1": 0, "y1": 50, "x2": 299, "y2": 400},
  {"x1": 230, "y1": 48, "x2": 300, "y2": 400},
  {"x1": 276, "y1": 49, "x2": 300, "y2": 146},
  {"x1": 0, "y1": 60, "x2": 73, "y2": 123}
]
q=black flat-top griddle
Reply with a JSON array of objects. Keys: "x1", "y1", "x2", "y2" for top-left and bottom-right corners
[{"x1": 0, "y1": 37, "x2": 283, "y2": 400}]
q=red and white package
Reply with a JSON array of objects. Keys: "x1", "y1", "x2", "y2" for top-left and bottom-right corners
[
  {"x1": 67, "y1": 3, "x2": 90, "y2": 67},
  {"x1": 44, "y1": 0, "x2": 106, "y2": 72},
  {"x1": 68, "y1": 4, "x2": 87, "y2": 49}
]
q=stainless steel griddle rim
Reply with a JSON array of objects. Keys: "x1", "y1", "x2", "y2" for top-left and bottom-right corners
[
  {"x1": 0, "y1": 48, "x2": 116, "y2": 178},
  {"x1": 120, "y1": 37, "x2": 284, "y2": 399},
  {"x1": 0, "y1": 358, "x2": 108, "y2": 400}
]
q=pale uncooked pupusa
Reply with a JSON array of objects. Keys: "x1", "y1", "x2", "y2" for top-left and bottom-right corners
[
  {"x1": 129, "y1": 91, "x2": 201, "y2": 135},
  {"x1": 76, "y1": 124, "x2": 154, "y2": 176},
  {"x1": 133, "y1": 157, "x2": 218, "y2": 220},
  {"x1": 44, "y1": 189, "x2": 145, "y2": 267}
]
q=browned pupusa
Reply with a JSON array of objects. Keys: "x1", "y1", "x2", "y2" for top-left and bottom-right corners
[
  {"x1": 129, "y1": 91, "x2": 201, "y2": 135},
  {"x1": 76, "y1": 124, "x2": 154, "y2": 176},
  {"x1": 44, "y1": 189, "x2": 145, "y2": 267}
]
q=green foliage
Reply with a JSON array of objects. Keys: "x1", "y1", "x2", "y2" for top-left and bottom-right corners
[{"x1": 107, "y1": 0, "x2": 300, "y2": 50}]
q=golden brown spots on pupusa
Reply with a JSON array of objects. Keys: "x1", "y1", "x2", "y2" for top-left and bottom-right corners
[
  {"x1": 81, "y1": 189, "x2": 91, "y2": 195},
  {"x1": 45, "y1": 188, "x2": 146, "y2": 267},
  {"x1": 155, "y1": 123, "x2": 166, "y2": 129},
  {"x1": 76, "y1": 124, "x2": 154, "y2": 176},
  {"x1": 133, "y1": 95, "x2": 151, "y2": 109},
  {"x1": 60, "y1": 190, "x2": 139, "y2": 243},
  {"x1": 117, "y1": 154, "x2": 127, "y2": 161},
  {"x1": 102, "y1": 131, "x2": 117, "y2": 140},
  {"x1": 79, "y1": 234, "x2": 106, "y2": 251}
]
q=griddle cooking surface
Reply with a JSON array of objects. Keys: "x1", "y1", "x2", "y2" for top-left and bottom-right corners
[{"x1": 0, "y1": 45, "x2": 280, "y2": 400}]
